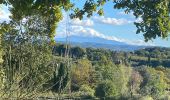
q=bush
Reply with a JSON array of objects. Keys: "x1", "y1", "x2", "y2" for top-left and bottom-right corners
[
  {"x1": 95, "y1": 80, "x2": 120, "y2": 99},
  {"x1": 139, "y1": 96, "x2": 153, "y2": 100},
  {"x1": 139, "y1": 67, "x2": 167, "y2": 99},
  {"x1": 79, "y1": 84, "x2": 95, "y2": 97},
  {"x1": 159, "y1": 95, "x2": 170, "y2": 100},
  {"x1": 73, "y1": 85, "x2": 95, "y2": 99},
  {"x1": 71, "y1": 59, "x2": 93, "y2": 91}
]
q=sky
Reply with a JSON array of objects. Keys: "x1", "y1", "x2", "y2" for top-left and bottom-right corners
[
  {"x1": 56, "y1": 1, "x2": 170, "y2": 47},
  {"x1": 0, "y1": 2, "x2": 170, "y2": 47}
]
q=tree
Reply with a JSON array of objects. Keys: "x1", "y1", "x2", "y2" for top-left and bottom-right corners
[
  {"x1": 138, "y1": 67, "x2": 167, "y2": 99},
  {"x1": 71, "y1": 59, "x2": 93, "y2": 91},
  {"x1": 0, "y1": 0, "x2": 170, "y2": 97},
  {"x1": 52, "y1": 63, "x2": 69, "y2": 92},
  {"x1": 95, "y1": 80, "x2": 120, "y2": 99},
  {"x1": 53, "y1": 44, "x2": 67, "y2": 56},
  {"x1": 70, "y1": 46, "x2": 86, "y2": 59},
  {"x1": 129, "y1": 70, "x2": 143, "y2": 97},
  {"x1": 0, "y1": 0, "x2": 170, "y2": 70},
  {"x1": 114, "y1": 0, "x2": 170, "y2": 41},
  {"x1": 0, "y1": 10, "x2": 57, "y2": 96},
  {"x1": 1, "y1": 0, "x2": 170, "y2": 41},
  {"x1": 71, "y1": 0, "x2": 170, "y2": 41},
  {"x1": 95, "y1": 63, "x2": 132, "y2": 99}
]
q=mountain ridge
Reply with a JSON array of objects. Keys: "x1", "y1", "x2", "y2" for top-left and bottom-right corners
[{"x1": 55, "y1": 36, "x2": 149, "y2": 51}]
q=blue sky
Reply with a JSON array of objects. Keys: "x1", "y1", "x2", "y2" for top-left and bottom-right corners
[
  {"x1": 55, "y1": 1, "x2": 170, "y2": 47},
  {"x1": 0, "y1": 2, "x2": 170, "y2": 47}
]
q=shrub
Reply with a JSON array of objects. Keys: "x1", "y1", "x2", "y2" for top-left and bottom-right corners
[
  {"x1": 159, "y1": 95, "x2": 170, "y2": 100},
  {"x1": 71, "y1": 59, "x2": 93, "y2": 91},
  {"x1": 95, "y1": 80, "x2": 120, "y2": 99},
  {"x1": 79, "y1": 84, "x2": 95, "y2": 97},
  {"x1": 139, "y1": 67, "x2": 167, "y2": 99},
  {"x1": 139, "y1": 96, "x2": 153, "y2": 100}
]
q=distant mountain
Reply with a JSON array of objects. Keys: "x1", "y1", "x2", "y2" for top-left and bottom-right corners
[
  {"x1": 55, "y1": 36, "x2": 148, "y2": 51},
  {"x1": 56, "y1": 36, "x2": 128, "y2": 45}
]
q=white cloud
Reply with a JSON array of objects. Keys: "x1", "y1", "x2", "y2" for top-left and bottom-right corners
[
  {"x1": 0, "y1": 6, "x2": 11, "y2": 23},
  {"x1": 56, "y1": 14, "x2": 154, "y2": 46},
  {"x1": 93, "y1": 16, "x2": 132, "y2": 25},
  {"x1": 74, "y1": 26, "x2": 155, "y2": 46},
  {"x1": 57, "y1": 24, "x2": 154, "y2": 46},
  {"x1": 121, "y1": 39, "x2": 155, "y2": 46},
  {"x1": 69, "y1": 25, "x2": 122, "y2": 42},
  {"x1": 56, "y1": 13, "x2": 94, "y2": 38},
  {"x1": 56, "y1": 21, "x2": 123, "y2": 42},
  {"x1": 71, "y1": 18, "x2": 94, "y2": 26}
]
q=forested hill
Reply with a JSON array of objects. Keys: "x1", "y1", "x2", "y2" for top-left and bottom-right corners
[
  {"x1": 53, "y1": 43, "x2": 170, "y2": 68},
  {"x1": 134, "y1": 47, "x2": 170, "y2": 59}
]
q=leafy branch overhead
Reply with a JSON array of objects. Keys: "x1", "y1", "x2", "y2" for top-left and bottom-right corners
[
  {"x1": 1, "y1": 0, "x2": 170, "y2": 41},
  {"x1": 71, "y1": 0, "x2": 170, "y2": 41}
]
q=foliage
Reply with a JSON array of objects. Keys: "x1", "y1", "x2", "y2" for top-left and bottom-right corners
[
  {"x1": 0, "y1": 11, "x2": 56, "y2": 95},
  {"x1": 155, "y1": 66, "x2": 170, "y2": 89},
  {"x1": 71, "y1": 0, "x2": 170, "y2": 41},
  {"x1": 0, "y1": 68, "x2": 5, "y2": 90},
  {"x1": 0, "y1": 41, "x2": 169, "y2": 99},
  {"x1": 0, "y1": 0, "x2": 73, "y2": 42},
  {"x1": 52, "y1": 44, "x2": 67, "y2": 56},
  {"x1": 95, "y1": 64, "x2": 132, "y2": 99},
  {"x1": 52, "y1": 63, "x2": 69, "y2": 92},
  {"x1": 134, "y1": 47, "x2": 170, "y2": 59},
  {"x1": 139, "y1": 67, "x2": 167, "y2": 99},
  {"x1": 79, "y1": 84, "x2": 95, "y2": 98},
  {"x1": 129, "y1": 70, "x2": 143, "y2": 97},
  {"x1": 114, "y1": 0, "x2": 170, "y2": 41},
  {"x1": 70, "y1": 46, "x2": 86, "y2": 59},
  {"x1": 1, "y1": 0, "x2": 169, "y2": 43},
  {"x1": 53, "y1": 44, "x2": 86, "y2": 58},
  {"x1": 95, "y1": 80, "x2": 120, "y2": 99},
  {"x1": 0, "y1": 0, "x2": 170, "y2": 98},
  {"x1": 139, "y1": 96, "x2": 153, "y2": 100},
  {"x1": 2, "y1": 42, "x2": 54, "y2": 91},
  {"x1": 71, "y1": 59, "x2": 93, "y2": 91}
]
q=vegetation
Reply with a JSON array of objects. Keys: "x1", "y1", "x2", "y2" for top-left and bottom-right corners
[
  {"x1": 0, "y1": 41, "x2": 169, "y2": 99},
  {"x1": 95, "y1": 80, "x2": 119, "y2": 99},
  {"x1": 0, "y1": 0, "x2": 170, "y2": 99}
]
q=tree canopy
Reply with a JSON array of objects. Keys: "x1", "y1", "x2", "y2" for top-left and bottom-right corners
[{"x1": 0, "y1": 0, "x2": 170, "y2": 41}]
